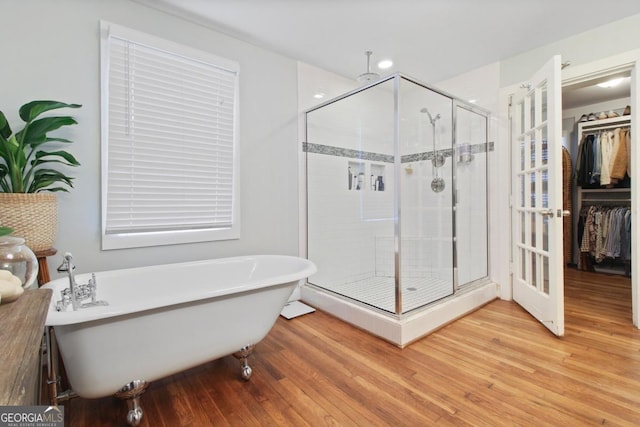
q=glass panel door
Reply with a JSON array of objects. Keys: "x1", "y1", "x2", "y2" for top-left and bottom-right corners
[{"x1": 511, "y1": 56, "x2": 565, "y2": 336}]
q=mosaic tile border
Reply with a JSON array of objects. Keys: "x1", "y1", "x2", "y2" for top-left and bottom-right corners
[
  {"x1": 303, "y1": 141, "x2": 493, "y2": 164},
  {"x1": 303, "y1": 142, "x2": 394, "y2": 163}
]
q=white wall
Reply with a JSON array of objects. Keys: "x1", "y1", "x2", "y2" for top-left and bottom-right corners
[
  {"x1": 1, "y1": 1, "x2": 300, "y2": 276},
  {"x1": 500, "y1": 14, "x2": 640, "y2": 87}
]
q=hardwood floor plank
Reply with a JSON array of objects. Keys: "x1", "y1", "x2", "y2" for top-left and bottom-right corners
[{"x1": 58, "y1": 269, "x2": 640, "y2": 426}]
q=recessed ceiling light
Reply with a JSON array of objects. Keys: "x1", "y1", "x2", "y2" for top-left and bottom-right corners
[
  {"x1": 468, "y1": 99, "x2": 477, "y2": 104},
  {"x1": 313, "y1": 92, "x2": 325, "y2": 99},
  {"x1": 597, "y1": 77, "x2": 624, "y2": 88},
  {"x1": 377, "y1": 59, "x2": 393, "y2": 70}
]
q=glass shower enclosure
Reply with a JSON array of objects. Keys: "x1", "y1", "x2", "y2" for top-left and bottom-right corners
[{"x1": 305, "y1": 73, "x2": 489, "y2": 316}]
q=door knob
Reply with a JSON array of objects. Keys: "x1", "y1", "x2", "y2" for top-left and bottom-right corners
[
  {"x1": 557, "y1": 209, "x2": 571, "y2": 217},
  {"x1": 540, "y1": 209, "x2": 554, "y2": 217}
]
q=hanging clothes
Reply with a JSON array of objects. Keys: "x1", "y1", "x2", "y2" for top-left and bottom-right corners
[
  {"x1": 611, "y1": 128, "x2": 628, "y2": 181},
  {"x1": 578, "y1": 205, "x2": 631, "y2": 273},
  {"x1": 576, "y1": 126, "x2": 631, "y2": 188},
  {"x1": 625, "y1": 128, "x2": 632, "y2": 177},
  {"x1": 562, "y1": 146, "x2": 572, "y2": 265},
  {"x1": 576, "y1": 134, "x2": 594, "y2": 186},
  {"x1": 591, "y1": 132, "x2": 601, "y2": 185},
  {"x1": 600, "y1": 130, "x2": 614, "y2": 186}
]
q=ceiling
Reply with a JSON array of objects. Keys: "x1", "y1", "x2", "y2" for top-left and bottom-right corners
[
  {"x1": 563, "y1": 74, "x2": 631, "y2": 111},
  {"x1": 134, "y1": 0, "x2": 640, "y2": 84},
  {"x1": 133, "y1": 0, "x2": 640, "y2": 110}
]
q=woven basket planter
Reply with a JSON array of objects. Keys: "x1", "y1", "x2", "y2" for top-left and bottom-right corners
[{"x1": 0, "y1": 193, "x2": 57, "y2": 252}]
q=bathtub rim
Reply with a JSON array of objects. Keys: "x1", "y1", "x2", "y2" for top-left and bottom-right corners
[{"x1": 43, "y1": 254, "x2": 317, "y2": 326}]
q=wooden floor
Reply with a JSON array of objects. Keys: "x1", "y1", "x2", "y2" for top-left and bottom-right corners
[{"x1": 62, "y1": 269, "x2": 640, "y2": 426}]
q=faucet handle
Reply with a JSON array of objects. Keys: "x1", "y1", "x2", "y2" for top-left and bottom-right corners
[
  {"x1": 56, "y1": 260, "x2": 69, "y2": 273},
  {"x1": 57, "y1": 253, "x2": 76, "y2": 273}
]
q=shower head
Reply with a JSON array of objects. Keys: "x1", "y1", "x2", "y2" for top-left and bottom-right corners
[
  {"x1": 357, "y1": 51, "x2": 380, "y2": 83},
  {"x1": 420, "y1": 107, "x2": 440, "y2": 126}
]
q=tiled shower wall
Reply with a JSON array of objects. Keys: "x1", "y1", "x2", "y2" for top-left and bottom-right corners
[{"x1": 307, "y1": 149, "x2": 395, "y2": 286}]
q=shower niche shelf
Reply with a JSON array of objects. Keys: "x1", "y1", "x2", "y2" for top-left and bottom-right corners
[
  {"x1": 370, "y1": 163, "x2": 385, "y2": 191},
  {"x1": 348, "y1": 161, "x2": 365, "y2": 191},
  {"x1": 348, "y1": 161, "x2": 385, "y2": 191}
]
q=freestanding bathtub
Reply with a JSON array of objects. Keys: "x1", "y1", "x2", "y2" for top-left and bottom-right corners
[{"x1": 42, "y1": 254, "x2": 316, "y2": 426}]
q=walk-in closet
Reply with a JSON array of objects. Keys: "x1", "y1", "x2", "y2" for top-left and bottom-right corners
[{"x1": 562, "y1": 70, "x2": 632, "y2": 318}]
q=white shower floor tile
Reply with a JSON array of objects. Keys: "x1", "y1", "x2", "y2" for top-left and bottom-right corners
[{"x1": 318, "y1": 276, "x2": 453, "y2": 313}]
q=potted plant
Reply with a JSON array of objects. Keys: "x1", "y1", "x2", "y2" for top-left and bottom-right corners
[{"x1": 0, "y1": 100, "x2": 81, "y2": 252}]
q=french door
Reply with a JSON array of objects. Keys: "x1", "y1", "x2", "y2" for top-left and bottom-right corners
[{"x1": 511, "y1": 55, "x2": 565, "y2": 336}]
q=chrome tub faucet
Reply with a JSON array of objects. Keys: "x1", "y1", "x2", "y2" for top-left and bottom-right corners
[{"x1": 56, "y1": 253, "x2": 108, "y2": 312}]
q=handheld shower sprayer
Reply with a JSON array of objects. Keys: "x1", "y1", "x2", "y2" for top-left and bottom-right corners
[{"x1": 420, "y1": 107, "x2": 445, "y2": 193}]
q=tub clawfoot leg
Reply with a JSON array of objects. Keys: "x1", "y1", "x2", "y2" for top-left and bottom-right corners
[
  {"x1": 114, "y1": 380, "x2": 149, "y2": 427},
  {"x1": 232, "y1": 344, "x2": 256, "y2": 381}
]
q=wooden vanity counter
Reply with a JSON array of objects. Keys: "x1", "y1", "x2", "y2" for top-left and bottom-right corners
[{"x1": 0, "y1": 288, "x2": 52, "y2": 405}]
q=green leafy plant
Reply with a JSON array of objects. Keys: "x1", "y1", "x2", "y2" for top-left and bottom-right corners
[
  {"x1": 0, "y1": 226, "x2": 12, "y2": 237},
  {"x1": 0, "y1": 100, "x2": 81, "y2": 193}
]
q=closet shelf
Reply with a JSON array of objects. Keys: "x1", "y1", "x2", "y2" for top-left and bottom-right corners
[{"x1": 578, "y1": 116, "x2": 631, "y2": 132}]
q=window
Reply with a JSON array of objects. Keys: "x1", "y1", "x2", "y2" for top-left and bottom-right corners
[{"x1": 100, "y1": 22, "x2": 240, "y2": 250}]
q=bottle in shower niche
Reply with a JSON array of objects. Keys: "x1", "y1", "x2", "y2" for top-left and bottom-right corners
[
  {"x1": 370, "y1": 163, "x2": 385, "y2": 191},
  {"x1": 348, "y1": 161, "x2": 365, "y2": 191}
]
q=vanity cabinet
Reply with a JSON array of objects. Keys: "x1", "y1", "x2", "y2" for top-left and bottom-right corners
[{"x1": 0, "y1": 289, "x2": 52, "y2": 405}]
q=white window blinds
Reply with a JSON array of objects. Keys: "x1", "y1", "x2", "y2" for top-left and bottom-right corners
[{"x1": 101, "y1": 22, "x2": 240, "y2": 249}]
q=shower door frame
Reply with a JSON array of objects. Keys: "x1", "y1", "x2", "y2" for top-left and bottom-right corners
[{"x1": 452, "y1": 100, "x2": 492, "y2": 291}]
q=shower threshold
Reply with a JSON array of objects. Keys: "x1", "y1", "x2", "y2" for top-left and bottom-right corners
[{"x1": 301, "y1": 279, "x2": 499, "y2": 347}]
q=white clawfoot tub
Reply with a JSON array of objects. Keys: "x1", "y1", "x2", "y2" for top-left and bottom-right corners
[{"x1": 43, "y1": 254, "x2": 316, "y2": 426}]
